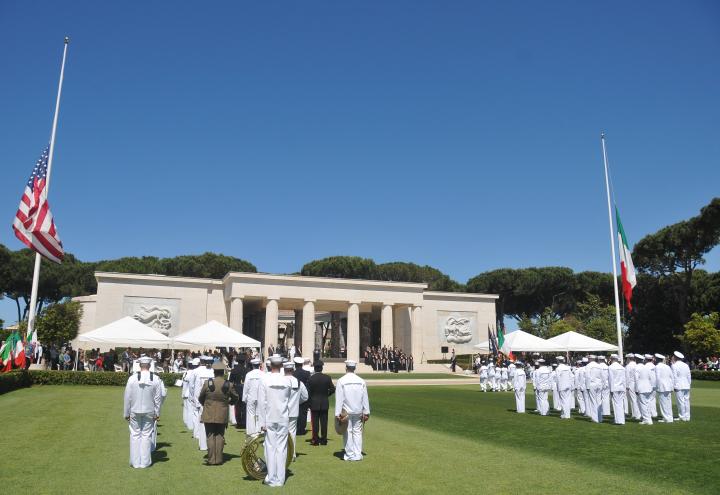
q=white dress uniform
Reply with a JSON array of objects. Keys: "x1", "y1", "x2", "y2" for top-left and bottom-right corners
[
  {"x1": 479, "y1": 365, "x2": 488, "y2": 392},
  {"x1": 634, "y1": 361, "x2": 654, "y2": 425},
  {"x1": 123, "y1": 370, "x2": 163, "y2": 468},
  {"x1": 285, "y1": 368, "x2": 308, "y2": 460},
  {"x1": 500, "y1": 367, "x2": 509, "y2": 391},
  {"x1": 152, "y1": 378, "x2": 167, "y2": 451},
  {"x1": 487, "y1": 365, "x2": 496, "y2": 392},
  {"x1": 555, "y1": 362, "x2": 573, "y2": 419},
  {"x1": 574, "y1": 364, "x2": 586, "y2": 414},
  {"x1": 654, "y1": 357, "x2": 674, "y2": 423},
  {"x1": 535, "y1": 365, "x2": 552, "y2": 416},
  {"x1": 243, "y1": 366, "x2": 263, "y2": 435},
  {"x1": 645, "y1": 359, "x2": 658, "y2": 417},
  {"x1": 513, "y1": 365, "x2": 527, "y2": 412},
  {"x1": 672, "y1": 354, "x2": 691, "y2": 421},
  {"x1": 335, "y1": 368, "x2": 370, "y2": 461},
  {"x1": 585, "y1": 359, "x2": 604, "y2": 423},
  {"x1": 550, "y1": 369, "x2": 560, "y2": 411},
  {"x1": 257, "y1": 370, "x2": 291, "y2": 487},
  {"x1": 507, "y1": 363, "x2": 516, "y2": 391},
  {"x1": 531, "y1": 367, "x2": 539, "y2": 411},
  {"x1": 599, "y1": 360, "x2": 611, "y2": 416},
  {"x1": 192, "y1": 364, "x2": 215, "y2": 450},
  {"x1": 608, "y1": 360, "x2": 626, "y2": 425},
  {"x1": 625, "y1": 358, "x2": 641, "y2": 420},
  {"x1": 181, "y1": 368, "x2": 193, "y2": 430}
]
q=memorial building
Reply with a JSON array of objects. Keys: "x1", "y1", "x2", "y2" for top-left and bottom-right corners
[{"x1": 74, "y1": 271, "x2": 498, "y2": 362}]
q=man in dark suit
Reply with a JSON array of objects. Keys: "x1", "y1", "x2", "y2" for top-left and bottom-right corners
[
  {"x1": 228, "y1": 360, "x2": 246, "y2": 427},
  {"x1": 293, "y1": 357, "x2": 311, "y2": 435},
  {"x1": 307, "y1": 361, "x2": 335, "y2": 446}
]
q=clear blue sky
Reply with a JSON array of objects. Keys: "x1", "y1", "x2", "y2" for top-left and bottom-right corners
[{"x1": 1, "y1": 1, "x2": 719, "y2": 325}]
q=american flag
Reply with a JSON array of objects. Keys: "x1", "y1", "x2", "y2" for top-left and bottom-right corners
[{"x1": 12, "y1": 146, "x2": 64, "y2": 263}]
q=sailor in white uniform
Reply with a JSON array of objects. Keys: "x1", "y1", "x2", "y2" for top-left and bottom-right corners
[
  {"x1": 599, "y1": 356, "x2": 611, "y2": 417},
  {"x1": 257, "y1": 355, "x2": 291, "y2": 487},
  {"x1": 535, "y1": 359, "x2": 552, "y2": 416},
  {"x1": 507, "y1": 361, "x2": 516, "y2": 391},
  {"x1": 284, "y1": 361, "x2": 308, "y2": 460},
  {"x1": 500, "y1": 366, "x2": 509, "y2": 392},
  {"x1": 123, "y1": 356, "x2": 162, "y2": 468},
  {"x1": 654, "y1": 353, "x2": 674, "y2": 423},
  {"x1": 182, "y1": 358, "x2": 199, "y2": 431},
  {"x1": 644, "y1": 354, "x2": 658, "y2": 418},
  {"x1": 608, "y1": 354, "x2": 626, "y2": 425},
  {"x1": 585, "y1": 355, "x2": 604, "y2": 423},
  {"x1": 479, "y1": 362, "x2": 488, "y2": 392},
  {"x1": 242, "y1": 357, "x2": 263, "y2": 436},
  {"x1": 192, "y1": 356, "x2": 215, "y2": 450},
  {"x1": 671, "y1": 351, "x2": 691, "y2": 421},
  {"x1": 555, "y1": 357, "x2": 573, "y2": 419},
  {"x1": 487, "y1": 363, "x2": 497, "y2": 392},
  {"x1": 550, "y1": 363, "x2": 560, "y2": 411},
  {"x1": 634, "y1": 355, "x2": 654, "y2": 425},
  {"x1": 335, "y1": 360, "x2": 370, "y2": 461},
  {"x1": 624, "y1": 354, "x2": 641, "y2": 420},
  {"x1": 513, "y1": 361, "x2": 527, "y2": 413},
  {"x1": 574, "y1": 359, "x2": 586, "y2": 414},
  {"x1": 152, "y1": 372, "x2": 167, "y2": 451}
]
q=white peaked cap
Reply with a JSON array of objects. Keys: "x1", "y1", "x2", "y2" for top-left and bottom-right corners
[
  {"x1": 250, "y1": 357, "x2": 261, "y2": 364},
  {"x1": 581, "y1": 357, "x2": 588, "y2": 363},
  {"x1": 556, "y1": 356, "x2": 565, "y2": 361},
  {"x1": 191, "y1": 358, "x2": 200, "y2": 365},
  {"x1": 673, "y1": 351, "x2": 684, "y2": 359},
  {"x1": 345, "y1": 359, "x2": 357, "y2": 368},
  {"x1": 610, "y1": 354, "x2": 619, "y2": 360},
  {"x1": 654, "y1": 353, "x2": 665, "y2": 360},
  {"x1": 138, "y1": 356, "x2": 153, "y2": 364},
  {"x1": 283, "y1": 362, "x2": 294, "y2": 369},
  {"x1": 626, "y1": 353, "x2": 634, "y2": 359},
  {"x1": 270, "y1": 355, "x2": 283, "y2": 365},
  {"x1": 293, "y1": 357, "x2": 304, "y2": 364},
  {"x1": 644, "y1": 354, "x2": 654, "y2": 360}
]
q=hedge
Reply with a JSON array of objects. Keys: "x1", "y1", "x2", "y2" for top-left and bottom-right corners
[
  {"x1": 0, "y1": 370, "x2": 183, "y2": 395},
  {"x1": 691, "y1": 370, "x2": 720, "y2": 381}
]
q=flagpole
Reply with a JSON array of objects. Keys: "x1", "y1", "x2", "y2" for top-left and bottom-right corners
[
  {"x1": 26, "y1": 37, "x2": 70, "y2": 344},
  {"x1": 600, "y1": 133, "x2": 624, "y2": 360}
]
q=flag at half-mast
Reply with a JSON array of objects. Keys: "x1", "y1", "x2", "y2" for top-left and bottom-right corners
[
  {"x1": 12, "y1": 146, "x2": 64, "y2": 263},
  {"x1": 616, "y1": 207, "x2": 636, "y2": 311}
]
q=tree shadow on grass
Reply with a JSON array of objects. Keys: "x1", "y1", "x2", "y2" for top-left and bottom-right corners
[
  {"x1": 155, "y1": 442, "x2": 172, "y2": 449},
  {"x1": 152, "y1": 449, "x2": 169, "y2": 463}
]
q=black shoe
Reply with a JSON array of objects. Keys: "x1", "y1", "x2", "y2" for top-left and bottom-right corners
[{"x1": 320, "y1": 439, "x2": 328, "y2": 445}]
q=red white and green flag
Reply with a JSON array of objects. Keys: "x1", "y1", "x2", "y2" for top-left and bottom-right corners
[
  {"x1": 0, "y1": 332, "x2": 20, "y2": 372},
  {"x1": 616, "y1": 207, "x2": 637, "y2": 311}
]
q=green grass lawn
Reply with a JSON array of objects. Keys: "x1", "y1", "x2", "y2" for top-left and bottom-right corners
[{"x1": 1, "y1": 382, "x2": 718, "y2": 494}]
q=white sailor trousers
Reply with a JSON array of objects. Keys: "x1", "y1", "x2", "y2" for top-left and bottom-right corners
[
  {"x1": 675, "y1": 389, "x2": 690, "y2": 421},
  {"x1": 611, "y1": 391, "x2": 625, "y2": 424},
  {"x1": 182, "y1": 397, "x2": 189, "y2": 429},
  {"x1": 536, "y1": 390, "x2": 549, "y2": 416},
  {"x1": 601, "y1": 388, "x2": 611, "y2": 416},
  {"x1": 658, "y1": 391, "x2": 673, "y2": 422},
  {"x1": 575, "y1": 388, "x2": 585, "y2": 414},
  {"x1": 649, "y1": 391, "x2": 658, "y2": 417},
  {"x1": 582, "y1": 389, "x2": 590, "y2": 416},
  {"x1": 587, "y1": 388, "x2": 603, "y2": 423},
  {"x1": 264, "y1": 422, "x2": 289, "y2": 487},
  {"x1": 479, "y1": 377, "x2": 487, "y2": 392},
  {"x1": 627, "y1": 388, "x2": 641, "y2": 419},
  {"x1": 637, "y1": 392, "x2": 653, "y2": 424},
  {"x1": 128, "y1": 413, "x2": 154, "y2": 468},
  {"x1": 194, "y1": 407, "x2": 207, "y2": 450},
  {"x1": 246, "y1": 401, "x2": 259, "y2": 436},
  {"x1": 515, "y1": 387, "x2": 526, "y2": 413},
  {"x1": 288, "y1": 416, "x2": 298, "y2": 459},
  {"x1": 229, "y1": 405, "x2": 237, "y2": 426},
  {"x1": 558, "y1": 389, "x2": 572, "y2": 418},
  {"x1": 343, "y1": 414, "x2": 364, "y2": 461}
]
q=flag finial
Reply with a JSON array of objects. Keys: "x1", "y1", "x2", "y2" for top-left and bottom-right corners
[{"x1": 64, "y1": 36, "x2": 70, "y2": 44}]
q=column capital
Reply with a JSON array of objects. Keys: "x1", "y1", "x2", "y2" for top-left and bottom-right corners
[
  {"x1": 266, "y1": 296, "x2": 281, "y2": 302},
  {"x1": 347, "y1": 300, "x2": 362, "y2": 306},
  {"x1": 303, "y1": 298, "x2": 317, "y2": 303},
  {"x1": 231, "y1": 295, "x2": 244, "y2": 300},
  {"x1": 382, "y1": 302, "x2": 395, "y2": 307}
]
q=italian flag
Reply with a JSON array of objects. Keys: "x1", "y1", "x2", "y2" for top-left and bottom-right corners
[
  {"x1": 0, "y1": 332, "x2": 19, "y2": 372},
  {"x1": 616, "y1": 207, "x2": 637, "y2": 311},
  {"x1": 14, "y1": 337, "x2": 26, "y2": 368}
]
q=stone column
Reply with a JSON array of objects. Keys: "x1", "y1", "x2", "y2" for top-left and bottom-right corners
[
  {"x1": 347, "y1": 302, "x2": 360, "y2": 363},
  {"x1": 301, "y1": 299, "x2": 315, "y2": 359},
  {"x1": 229, "y1": 297, "x2": 244, "y2": 332},
  {"x1": 411, "y1": 305, "x2": 423, "y2": 362},
  {"x1": 360, "y1": 313, "x2": 372, "y2": 354},
  {"x1": 293, "y1": 309, "x2": 302, "y2": 348},
  {"x1": 381, "y1": 303, "x2": 394, "y2": 348},
  {"x1": 264, "y1": 298, "x2": 279, "y2": 352}
]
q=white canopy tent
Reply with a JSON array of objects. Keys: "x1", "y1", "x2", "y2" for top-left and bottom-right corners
[
  {"x1": 472, "y1": 341, "x2": 492, "y2": 354},
  {"x1": 545, "y1": 331, "x2": 618, "y2": 352},
  {"x1": 77, "y1": 316, "x2": 172, "y2": 348},
  {"x1": 171, "y1": 320, "x2": 261, "y2": 349},
  {"x1": 500, "y1": 330, "x2": 565, "y2": 353}
]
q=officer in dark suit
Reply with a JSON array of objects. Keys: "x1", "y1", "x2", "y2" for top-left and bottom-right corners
[
  {"x1": 199, "y1": 362, "x2": 239, "y2": 465},
  {"x1": 306, "y1": 361, "x2": 335, "y2": 446},
  {"x1": 293, "y1": 357, "x2": 311, "y2": 435},
  {"x1": 228, "y1": 360, "x2": 246, "y2": 427}
]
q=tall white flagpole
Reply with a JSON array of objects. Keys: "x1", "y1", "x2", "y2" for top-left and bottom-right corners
[
  {"x1": 27, "y1": 37, "x2": 70, "y2": 344},
  {"x1": 601, "y1": 133, "x2": 624, "y2": 360}
]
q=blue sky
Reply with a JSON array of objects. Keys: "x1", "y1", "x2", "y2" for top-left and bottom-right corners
[{"x1": 1, "y1": 1, "x2": 719, "y2": 325}]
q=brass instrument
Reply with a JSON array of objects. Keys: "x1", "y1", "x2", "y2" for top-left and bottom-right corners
[{"x1": 240, "y1": 432, "x2": 295, "y2": 480}]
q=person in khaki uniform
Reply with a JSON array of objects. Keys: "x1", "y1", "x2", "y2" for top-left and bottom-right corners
[{"x1": 199, "y1": 362, "x2": 239, "y2": 465}]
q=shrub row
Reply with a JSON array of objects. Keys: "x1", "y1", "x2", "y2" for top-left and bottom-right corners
[
  {"x1": 0, "y1": 370, "x2": 184, "y2": 395},
  {"x1": 691, "y1": 370, "x2": 720, "y2": 381}
]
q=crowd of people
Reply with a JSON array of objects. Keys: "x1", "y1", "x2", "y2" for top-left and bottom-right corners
[
  {"x1": 123, "y1": 348, "x2": 371, "y2": 488},
  {"x1": 363, "y1": 346, "x2": 414, "y2": 372},
  {"x1": 481, "y1": 351, "x2": 693, "y2": 426}
]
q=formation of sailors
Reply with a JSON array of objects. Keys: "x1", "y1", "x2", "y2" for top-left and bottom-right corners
[
  {"x1": 477, "y1": 360, "x2": 517, "y2": 392},
  {"x1": 512, "y1": 351, "x2": 692, "y2": 425}
]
